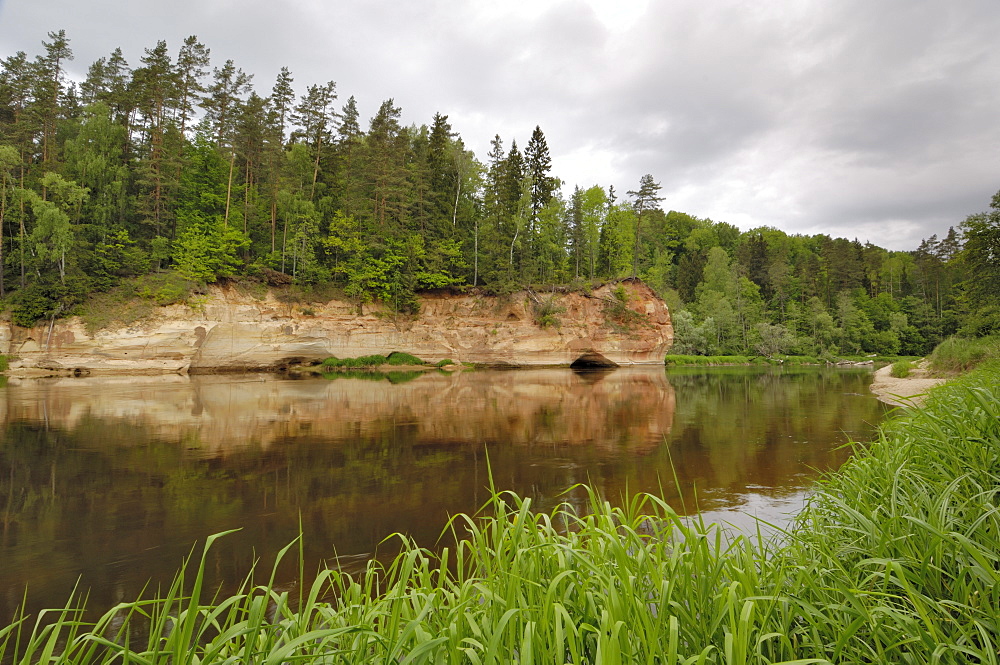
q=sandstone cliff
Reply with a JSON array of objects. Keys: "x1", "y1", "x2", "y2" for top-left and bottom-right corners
[{"x1": 1, "y1": 280, "x2": 672, "y2": 375}]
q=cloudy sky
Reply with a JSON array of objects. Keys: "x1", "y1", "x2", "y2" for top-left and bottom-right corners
[{"x1": 2, "y1": 0, "x2": 999, "y2": 250}]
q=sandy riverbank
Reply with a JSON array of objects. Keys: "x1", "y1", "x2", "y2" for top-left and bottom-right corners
[{"x1": 869, "y1": 360, "x2": 947, "y2": 407}]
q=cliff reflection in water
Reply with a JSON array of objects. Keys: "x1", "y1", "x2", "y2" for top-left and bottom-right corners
[
  {"x1": 1, "y1": 368, "x2": 674, "y2": 455},
  {"x1": 0, "y1": 367, "x2": 884, "y2": 623}
]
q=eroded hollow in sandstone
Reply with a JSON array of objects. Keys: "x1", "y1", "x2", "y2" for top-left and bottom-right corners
[{"x1": 570, "y1": 351, "x2": 618, "y2": 369}]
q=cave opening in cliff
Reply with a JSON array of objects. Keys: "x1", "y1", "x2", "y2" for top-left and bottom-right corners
[{"x1": 570, "y1": 351, "x2": 618, "y2": 369}]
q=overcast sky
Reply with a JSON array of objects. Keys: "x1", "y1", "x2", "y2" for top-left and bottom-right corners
[{"x1": 2, "y1": 0, "x2": 999, "y2": 250}]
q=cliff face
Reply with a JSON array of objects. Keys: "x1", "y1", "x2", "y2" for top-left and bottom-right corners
[{"x1": 1, "y1": 280, "x2": 672, "y2": 375}]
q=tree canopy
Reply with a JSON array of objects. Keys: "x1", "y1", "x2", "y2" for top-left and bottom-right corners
[{"x1": 0, "y1": 29, "x2": 994, "y2": 354}]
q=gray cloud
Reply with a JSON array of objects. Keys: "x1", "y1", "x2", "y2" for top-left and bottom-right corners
[{"x1": 2, "y1": 0, "x2": 999, "y2": 250}]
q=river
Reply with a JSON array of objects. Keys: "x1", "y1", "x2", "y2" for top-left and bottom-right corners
[{"x1": 0, "y1": 366, "x2": 886, "y2": 623}]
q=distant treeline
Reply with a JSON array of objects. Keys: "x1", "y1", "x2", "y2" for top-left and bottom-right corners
[{"x1": 1, "y1": 30, "x2": 998, "y2": 355}]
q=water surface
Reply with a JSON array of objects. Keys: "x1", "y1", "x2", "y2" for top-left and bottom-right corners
[{"x1": 0, "y1": 367, "x2": 885, "y2": 622}]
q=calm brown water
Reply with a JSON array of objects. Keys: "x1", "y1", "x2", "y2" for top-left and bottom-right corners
[{"x1": 0, "y1": 367, "x2": 886, "y2": 623}]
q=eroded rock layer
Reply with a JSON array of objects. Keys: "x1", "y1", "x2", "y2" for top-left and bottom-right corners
[{"x1": 2, "y1": 280, "x2": 672, "y2": 375}]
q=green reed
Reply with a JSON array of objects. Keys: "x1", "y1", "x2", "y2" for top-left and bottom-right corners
[
  {"x1": 2, "y1": 364, "x2": 998, "y2": 663},
  {"x1": 929, "y1": 335, "x2": 1000, "y2": 374}
]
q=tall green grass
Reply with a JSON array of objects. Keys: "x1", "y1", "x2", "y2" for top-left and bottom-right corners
[
  {"x1": 3, "y1": 364, "x2": 998, "y2": 663},
  {"x1": 929, "y1": 334, "x2": 1000, "y2": 373},
  {"x1": 890, "y1": 358, "x2": 913, "y2": 377}
]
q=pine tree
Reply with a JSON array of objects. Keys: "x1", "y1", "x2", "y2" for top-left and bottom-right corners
[
  {"x1": 426, "y1": 112, "x2": 455, "y2": 231},
  {"x1": 36, "y1": 30, "x2": 73, "y2": 166},
  {"x1": 261, "y1": 67, "x2": 295, "y2": 253},
  {"x1": 202, "y1": 60, "x2": 253, "y2": 227},
  {"x1": 524, "y1": 125, "x2": 555, "y2": 223},
  {"x1": 292, "y1": 80, "x2": 337, "y2": 201},
  {"x1": 0, "y1": 145, "x2": 19, "y2": 296},
  {"x1": 132, "y1": 40, "x2": 178, "y2": 239},
  {"x1": 174, "y1": 36, "x2": 210, "y2": 136},
  {"x1": 202, "y1": 60, "x2": 252, "y2": 146},
  {"x1": 332, "y1": 95, "x2": 363, "y2": 220},
  {"x1": 234, "y1": 92, "x2": 269, "y2": 239},
  {"x1": 627, "y1": 173, "x2": 663, "y2": 279},
  {"x1": 568, "y1": 186, "x2": 584, "y2": 279},
  {"x1": 959, "y1": 190, "x2": 1000, "y2": 325},
  {"x1": 363, "y1": 98, "x2": 408, "y2": 232},
  {"x1": 268, "y1": 67, "x2": 295, "y2": 145}
]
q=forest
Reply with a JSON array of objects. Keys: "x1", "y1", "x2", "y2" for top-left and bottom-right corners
[{"x1": 2, "y1": 30, "x2": 998, "y2": 357}]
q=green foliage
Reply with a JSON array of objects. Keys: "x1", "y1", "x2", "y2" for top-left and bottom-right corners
[
  {"x1": 9, "y1": 284, "x2": 55, "y2": 326},
  {"x1": 321, "y1": 352, "x2": 426, "y2": 369},
  {"x1": 434, "y1": 358, "x2": 455, "y2": 367},
  {"x1": 385, "y1": 370, "x2": 423, "y2": 384},
  {"x1": 751, "y1": 321, "x2": 796, "y2": 356},
  {"x1": 77, "y1": 280, "x2": 153, "y2": 333},
  {"x1": 928, "y1": 335, "x2": 1000, "y2": 374},
  {"x1": 321, "y1": 354, "x2": 388, "y2": 368},
  {"x1": 88, "y1": 229, "x2": 150, "y2": 290},
  {"x1": 0, "y1": 354, "x2": 7, "y2": 372},
  {"x1": 890, "y1": 359, "x2": 914, "y2": 378},
  {"x1": 135, "y1": 271, "x2": 196, "y2": 305},
  {"x1": 532, "y1": 294, "x2": 565, "y2": 328},
  {"x1": 602, "y1": 284, "x2": 646, "y2": 330},
  {"x1": 386, "y1": 351, "x2": 425, "y2": 366},
  {"x1": 959, "y1": 190, "x2": 1000, "y2": 312},
  {"x1": 321, "y1": 369, "x2": 423, "y2": 383},
  {"x1": 779, "y1": 355, "x2": 821, "y2": 365},
  {"x1": 0, "y1": 29, "x2": 988, "y2": 355},
  {"x1": 664, "y1": 354, "x2": 763, "y2": 365},
  {"x1": 665, "y1": 354, "x2": 828, "y2": 366},
  {"x1": 173, "y1": 222, "x2": 251, "y2": 284}
]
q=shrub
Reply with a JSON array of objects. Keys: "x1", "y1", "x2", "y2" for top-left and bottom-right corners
[
  {"x1": 929, "y1": 335, "x2": 1000, "y2": 374},
  {"x1": 322, "y1": 353, "x2": 426, "y2": 369},
  {"x1": 386, "y1": 352, "x2": 425, "y2": 366},
  {"x1": 0, "y1": 355, "x2": 7, "y2": 372},
  {"x1": 603, "y1": 285, "x2": 646, "y2": 330},
  {"x1": 321, "y1": 355, "x2": 388, "y2": 369},
  {"x1": 532, "y1": 295, "x2": 565, "y2": 329},
  {"x1": 135, "y1": 271, "x2": 195, "y2": 305},
  {"x1": 890, "y1": 359, "x2": 913, "y2": 378}
]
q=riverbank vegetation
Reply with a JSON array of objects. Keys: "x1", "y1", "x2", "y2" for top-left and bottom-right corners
[
  {"x1": 2, "y1": 31, "x2": 999, "y2": 358},
  {"x1": 928, "y1": 334, "x2": 1000, "y2": 374},
  {"x1": 320, "y1": 351, "x2": 427, "y2": 369},
  {"x1": 890, "y1": 358, "x2": 914, "y2": 377},
  {"x1": 663, "y1": 353, "x2": 914, "y2": 367},
  {"x1": 1, "y1": 363, "x2": 996, "y2": 662}
]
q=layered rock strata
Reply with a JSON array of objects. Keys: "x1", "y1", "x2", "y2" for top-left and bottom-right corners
[{"x1": 1, "y1": 280, "x2": 673, "y2": 375}]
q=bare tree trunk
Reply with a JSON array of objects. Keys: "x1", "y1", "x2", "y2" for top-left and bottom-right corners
[
  {"x1": 271, "y1": 197, "x2": 277, "y2": 253},
  {"x1": 0, "y1": 179, "x2": 6, "y2": 298},
  {"x1": 224, "y1": 148, "x2": 235, "y2": 227},
  {"x1": 19, "y1": 164, "x2": 25, "y2": 288},
  {"x1": 310, "y1": 136, "x2": 322, "y2": 202}
]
